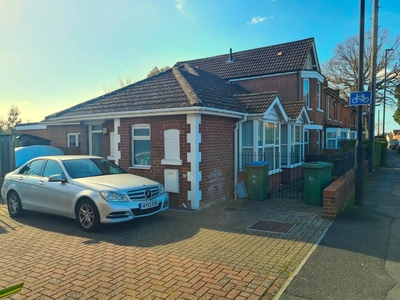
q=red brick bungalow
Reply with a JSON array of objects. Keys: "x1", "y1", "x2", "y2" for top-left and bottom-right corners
[{"x1": 17, "y1": 39, "x2": 318, "y2": 209}]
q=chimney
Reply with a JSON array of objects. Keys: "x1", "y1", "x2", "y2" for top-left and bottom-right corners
[{"x1": 227, "y1": 48, "x2": 234, "y2": 63}]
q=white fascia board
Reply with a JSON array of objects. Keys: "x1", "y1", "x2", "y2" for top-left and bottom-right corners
[
  {"x1": 301, "y1": 70, "x2": 324, "y2": 82},
  {"x1": 15, "y1": 123, "x2": 47, "y2": 130},
  {"x1": 311, "y1": 42, "x2": 321, "y2": 72},
  {"x1": 41, "y1": 107, "x2": 247, "y2": 125},
  {"x1": 263, "y1": 96, "x2": 289, "y2": 122},
  {"x1": 300, "y1": 106, "x2": 311, "y2": 124}
]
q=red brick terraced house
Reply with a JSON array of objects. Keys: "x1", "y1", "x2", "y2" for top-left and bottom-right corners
[{"x1": 17, "y1": 37, "x2": 357, "y2": 209}]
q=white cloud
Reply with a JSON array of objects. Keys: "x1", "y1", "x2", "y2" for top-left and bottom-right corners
[
  {"x1": 175, "y1": 0, "x2": 186, "y2": 14},
  {"x1": 248, "y1": 15, "x2": 273, "y2": 25}
]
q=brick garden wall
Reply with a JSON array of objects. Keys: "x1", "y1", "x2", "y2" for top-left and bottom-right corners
[{"x1": 322, "y1": 160, "x2": 368, "y2": 219}]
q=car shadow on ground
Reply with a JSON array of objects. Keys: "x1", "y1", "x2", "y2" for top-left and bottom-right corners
[{"x1": 0, "y1": 194, "x2": 329, "y2": 249}]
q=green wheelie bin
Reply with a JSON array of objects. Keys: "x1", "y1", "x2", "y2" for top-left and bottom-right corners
[
  {"x1": 246, "y1": 161, "x2": 269, "y2": 200},
  {"x1": 302, "y1": 162, "x2": 333, "y2": 206}
]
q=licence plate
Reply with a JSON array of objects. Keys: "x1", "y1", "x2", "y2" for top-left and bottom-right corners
[{"x1": 139, "y1": 200, "x2": 158, "y2": 210}]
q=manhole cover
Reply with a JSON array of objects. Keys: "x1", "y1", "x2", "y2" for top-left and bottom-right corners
[{"x1": 249, "y1": 220, "x2": 294, "y2": 234}]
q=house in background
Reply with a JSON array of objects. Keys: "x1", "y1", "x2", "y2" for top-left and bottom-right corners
[
  {"x1": 324, "y1": 86, "x2": 358, "y2": 149},
  {"x1": 176, "y1": 37, "x2": 328, "y2": 154},
  {"x1": 16, "y1": 37, "x2": 357, "y2": 209}
]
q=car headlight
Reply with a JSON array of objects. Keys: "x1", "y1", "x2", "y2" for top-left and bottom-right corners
[
  {"x1": 160, "y1": 184, "x2": 165, "y2": 194},
  {"x1": 100, "y1": 191, "x2": 128, "y2": 202}
]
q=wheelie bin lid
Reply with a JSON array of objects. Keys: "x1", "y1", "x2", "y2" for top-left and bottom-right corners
[
  {"x1": 245, "y1": 161, "x2": 269, "y2": 167},
  {"x1": 301, "y1": 161, "x2": 333, "y2": 168}
]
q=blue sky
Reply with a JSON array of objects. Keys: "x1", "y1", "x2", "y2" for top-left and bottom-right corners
[{"x1": 0, "y1": 0, "x2": 399, "y2": 130}]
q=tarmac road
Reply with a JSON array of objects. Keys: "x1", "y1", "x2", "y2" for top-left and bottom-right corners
[{"x1": 279, "y1": 149, "x2": 400, "y2": 300}]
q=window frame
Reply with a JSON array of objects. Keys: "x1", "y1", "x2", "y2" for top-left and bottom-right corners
[
  {"x1": 317, "y1": 82, "x2": 321, "y2": 110},
  {"x1": 67, "y1": 133, "x2": 81, "y2": 147},
  {"x1": 303, "y1": 79, "x2": 310, "y2": 108},
  {"x1": 131, "y1": 124, "x2": 151, "y2": 169},
  {"x1": 327, "y1": 97, "x2": 331, "y2": 120}
]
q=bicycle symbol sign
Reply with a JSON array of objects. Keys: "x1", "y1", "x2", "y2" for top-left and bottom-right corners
[{"x1": 349, "y1": 91, "x2": 372, "y2": 106}]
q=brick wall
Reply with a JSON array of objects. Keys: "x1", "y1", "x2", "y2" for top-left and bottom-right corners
[
  {"x1": 199, "y1": 115, "x2": 237, "y2": 205},
  {"x1": 117, "y1": 115, "x2": 192, "y2": 208},
  {"x1": 236, "y1": 73, "x2": 299, "y2": 102},
  {"x1": 18, "y1": 124, "x2": 88, "y2": 154},
  {"x1": 323, "y1": 160, "x2": 368, "y2": 219}
]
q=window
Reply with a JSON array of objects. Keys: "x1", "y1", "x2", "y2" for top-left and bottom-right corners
[
  {"x1": 260, "y1": 122, "x2": 280, "y2": 172},
  {"x1": 290, "y1": 125, "x2": 303, "y2": 165},
  {"x1": 19, "y1": 160, "x2": 45, "y2": 176},
  {"x1": 327, "y1": 97, "x2": 331, "y2": 120},
  {"x1": 131, "y1": 125, "x2": 151, "y2": 167},
  {"x1": 43, "y1": 160, "x2": 63, "y2": 178},
  {"x1": 303, "y1": 79, "x2": 310, "y2": 108},
  {"x1": 326, "y1": 130, "x2": 338, "y2": 149},
  {"x1": 304, "y1": 130, "x2": 309, "y2": 156},
  {"x1": 317, "y1": 83, "x2": 321, "y2": 109},
  {"x1": 333, "y1": 101, "x2": 338, "y2": 122},
  {"x1": 240, "y1": 121, "x2": 280, "y2": 173},
  {"x1": 68, "y1": 133, "x2": 80, "y2": 147},
  {"x1": 339, "y1": 104, "x2": 343, "y2": 123}
]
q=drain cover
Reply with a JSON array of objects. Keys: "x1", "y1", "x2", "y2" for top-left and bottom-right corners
[{"x1": 249, "y1": 220, "x2": 294, "y2": 233}]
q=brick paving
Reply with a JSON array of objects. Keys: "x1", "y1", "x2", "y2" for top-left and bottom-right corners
[{"x1": 0, "y1": 197, "x2": 331, "y2": 299}]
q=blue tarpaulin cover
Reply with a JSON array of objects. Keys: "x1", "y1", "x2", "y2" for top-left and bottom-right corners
[{"x1": 15, "y1": 145, "x2": 64, "y2": 167}]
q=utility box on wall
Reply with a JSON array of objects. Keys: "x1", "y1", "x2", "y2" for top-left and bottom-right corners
[{"x1": 164, "y1": 169, "x2": 179, "y2": 193}]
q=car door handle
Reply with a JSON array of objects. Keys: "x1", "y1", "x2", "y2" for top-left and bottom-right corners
[
  {"x1": 18, "y1": 176, "x2": 24, "y2": 181},
  {"x1": 39, "y1": 180, "x2": 45, "y2": 186}
]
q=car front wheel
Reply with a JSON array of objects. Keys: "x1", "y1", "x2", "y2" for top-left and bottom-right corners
[
  {"x1": 76, "y1": 199, "x2": 100, "y2": 232},
  {"x1": 7, "y1": 191, "x2": 23, "y2": 218}
]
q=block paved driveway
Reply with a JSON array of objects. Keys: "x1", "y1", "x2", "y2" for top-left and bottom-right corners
[{"x1": 0, "y1": 197, "x2": 331, "y2": 299}]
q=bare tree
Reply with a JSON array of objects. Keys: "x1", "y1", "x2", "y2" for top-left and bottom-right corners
[
  {"x1": 102, "y1": 74, "x2": 134, "y2": 94},
  {"x1": 323, "y1": 29, "x2": 400, "y2": 106},
  {"x1": 0, "y1": 105, "x2": 22, "y2": 134},
  {"x1": 147, "y1": 66, "x2": 171, "y2": 78}
]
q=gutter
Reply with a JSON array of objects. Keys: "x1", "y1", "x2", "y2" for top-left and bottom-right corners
[
  {"x1": 234, "y1": 115, "x2": 248, "y2": 200},
  {"x1": 41, "y1": 106, "x2": 248, "y2": 125}
]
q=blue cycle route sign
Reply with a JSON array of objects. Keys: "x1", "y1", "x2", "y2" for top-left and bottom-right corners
[{"x1": 349, "y1": 91, "x2": 372, "y2": 106}]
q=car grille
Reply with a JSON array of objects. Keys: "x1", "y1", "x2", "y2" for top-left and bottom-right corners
[
  {"x1": 131, "y1": 204, "x2": 162, "y2": 216},
  {"x1": 127, "y1": 186, "x2": 160, "y2": 201}
]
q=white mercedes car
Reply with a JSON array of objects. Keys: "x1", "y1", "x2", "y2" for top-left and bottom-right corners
[{"x1": 1, "y1": 155, "x2": 169, "y2": 231}]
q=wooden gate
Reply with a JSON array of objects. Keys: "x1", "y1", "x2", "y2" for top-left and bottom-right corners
[{"x1": 0, "y1": 135, "x2": 16, "y2": 200}]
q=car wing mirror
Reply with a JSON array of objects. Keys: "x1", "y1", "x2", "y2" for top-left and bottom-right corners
[{"x1": 48, "y1": 174, "x2": 66, "y2": 183}]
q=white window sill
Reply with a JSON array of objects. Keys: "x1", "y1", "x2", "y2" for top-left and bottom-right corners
[
  {"x1": 161, "y1": 159, "x2": 183, "y2": 166},
  {"x1": 307, "y1": 107, "x2": 313, "y2": 111},
  {"x1": 129, "y1": 165, "x2": 151, "y2": 170},
  {"x1": 317, "y1": 108, "x2": 324, "y2": 113}
]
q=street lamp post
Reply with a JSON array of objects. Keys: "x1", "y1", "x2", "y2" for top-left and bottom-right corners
[{"x1": 383, "y1": 48, "x2": 393, "y2": 137}]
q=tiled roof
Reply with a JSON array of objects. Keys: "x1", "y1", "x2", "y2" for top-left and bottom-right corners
[
  {"x1": 234, "y1": 92, "x2": 278, "y2": 114},
  {"x1": 45, "y1": 64, "x2": 249, "y2": 120},
  {"x1": 175, "y1": 38, "x2": 316, "y2": 80},
  {"x1": 283, "y1": 102, "x2": 305, "y2": 119}
]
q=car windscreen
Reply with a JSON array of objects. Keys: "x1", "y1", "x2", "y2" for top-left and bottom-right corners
[{"x1": 62, "y1": 158, "x2": 126, "y2": 179}]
